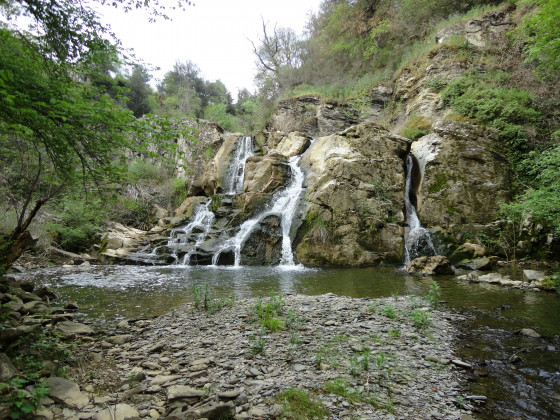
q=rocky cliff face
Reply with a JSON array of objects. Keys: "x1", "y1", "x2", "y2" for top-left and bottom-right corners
[
  {"x1": 115, "y1": 7, "x2": 518, "y2": 267},
  {"x1": 412, "y1": 120, "x2": 510, "y2": 241},
  {"x1": 295, "y1": 123, "x2": 410, "y2": 266}
]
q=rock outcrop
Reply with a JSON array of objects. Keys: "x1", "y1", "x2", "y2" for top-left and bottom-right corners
[
  {"x1": 296, "y1": 122, "x2": 410, "y2": 266},
  {"x1": 411, "y1": 120, "x2": 510, "y2": 240}
]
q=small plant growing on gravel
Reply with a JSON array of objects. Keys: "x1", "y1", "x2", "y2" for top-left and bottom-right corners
[
  {"x1": 367, "y1": 303, "x2": 378, "y2": 313},
  {"x1": 192, "y1": 283, "x2": 234, "y2": 314},
  {"x1": 380, "y1": 305, "x2": 396, "y2": 319},
  {"x1": 409, "y1": 309, "x2": 432, "y2": 329},
  {"x1": 349, "y1": 355, "x2": 361, "y2": 376},
  {"x1": 253, "y1": 294, "x2": 286, "y2": 331},
  {"x1": 262, "y1": 316, "x2": 285, "y2": 332},
  {"x1": 276, "y1": 388, "x2": 329, "y2": 419},
  {"x1": 286, "y1": 309, "x2": 305, "y2": 330},
  {"x1": 426, "y1": 281, "x2": 441, "y2": 309},
  {"x1": 249, "y1": 331, "x2": 266, "y2": 355},
  {"x1": 389, "y1": 329, "x2": 400, "y2": 338}
]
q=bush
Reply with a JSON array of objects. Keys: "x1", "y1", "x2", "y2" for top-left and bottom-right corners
[
  {"x1": 501, "y1": 144, "x2": 560, "y2": 235},
  {"x1": 400, "y1": 115, "x2": 433, "y2": 140},
  {"x1": 45, "y1": 197, "x2": 105, "y2": 252},
  {"x1": 441, "y1": 72, "x2": 541, "y2": 164}
]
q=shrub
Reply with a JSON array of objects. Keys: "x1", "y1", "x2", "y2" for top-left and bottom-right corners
[
  {"x1": 441, "y1": 72, "x2": 541, "y2": 164},
  {"x1": 45, "y1": 197, "x2": 105, "y2": 252}
]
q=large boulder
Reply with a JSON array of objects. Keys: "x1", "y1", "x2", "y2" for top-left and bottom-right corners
[
  {"x1": 235, "y1": 154, "x2": 291, "y2": 216},
  {"x1": 406, "y1": 256, "x2": 454, "y2": 275},
  {"x1": 274, "y1": 132, "x2": 311, "y2": 158},
  {"x1": 240, "y1": 215, "x2": 283, "y2": 266},
  {"x1": 296, "y1": 122, "x2": 411, "y2": 266},
  {"x1": 412, "y1": 120, "x2": 511, "y2": 240}
]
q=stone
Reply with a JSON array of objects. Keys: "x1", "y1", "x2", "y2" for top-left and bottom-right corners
[
  {"x1": 93, "y1": 403, "x2": 139, "y2": 420},
  {"x1": 523, "y1": 270, "x2": 546, "y2": 282},
  {"x1": 406, "y1": 256, "x2": 454, "y2": 275},
  {"x1": 451, "y1": 359, "x2": 472, "y2": 369},
  {"x1": 46, "y1": 377, "x2": 89, "y2": 409},
  {"x1": 519, "y1": 328, "x2": 541, "y2": 338},
  {"x1": 22, "y1": 300, "x2": 51, "y2": 314},
  {"x1": 151, "y1": 375, "x2": 182, "y2": 385},
  {"x1": 187, "y1": 402, "x2": 235, "y2": 419},
  {"x1": 107, "y1": 334, "x2": 133, "y2": 345},
  {"x1": 167, "y1": 385, "x2": 205, "y2": 400},
  {"x1": 412, "y1": 120, "x2": 510, "y2": 239},
  {"x1": 0, "y1": 353, "x2": 18, "y2": 381},
  {"x1": 54, "y1": 321, "x2": 94, "y2": 336},
  {"x1": 275, "y1": 132, "x2": 311, "y2": 157},
  {"x1": 297, "y1": 122, "x2": 410, "y2": 266}
]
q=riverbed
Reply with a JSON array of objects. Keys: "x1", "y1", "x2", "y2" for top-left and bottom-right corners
[{"x1": 15, "y1": 265, "x2": 560, "y2": 419}]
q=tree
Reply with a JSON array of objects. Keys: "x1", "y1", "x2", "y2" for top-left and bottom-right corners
[
  {"x1": 124, "y1": 66, "x2": 153, "y2": 117},
  {"x1": 0, "y1": 1, "x2": 190, "y2": 271},
  {"x1": 250, "y1": 19, "x2": 303, "y2": 94}
]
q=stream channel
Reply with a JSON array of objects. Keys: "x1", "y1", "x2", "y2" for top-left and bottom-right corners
[{"x1": 15, "y1": 264, "x2": 560, "y2": 419}]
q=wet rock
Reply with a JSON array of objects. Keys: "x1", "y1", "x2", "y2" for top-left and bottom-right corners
[
  {"x1": 406, "y1": 256, "x2": 454, "y2": 275},
  {"x1": 46, "y1": 377, "x2": 88, "y2": 409},
  {"x1": 412, "y1": 120, "x2": 510, "y2": 240},
  {"x1": 523, "y1": 270, "x2": 546, "y2": 282},
  {"x1": 240, "y1": 215, "x2": 283, "y2": 266},
  {"x1": 297, "y1": 122, "x2": 410, "y2": 266}
]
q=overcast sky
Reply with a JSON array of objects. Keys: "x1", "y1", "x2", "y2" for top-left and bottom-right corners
[{"x1": 98, "y1": 0, "x2": 323, "y2": 96}]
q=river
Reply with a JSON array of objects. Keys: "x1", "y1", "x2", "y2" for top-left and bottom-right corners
[{"x1": 15, "y1": 265, "x2": 560, "y2": 419}]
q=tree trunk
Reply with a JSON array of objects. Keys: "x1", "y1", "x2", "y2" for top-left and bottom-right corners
[{"x1": 0, "y1": 231, "x2": 34, "y2": 272}]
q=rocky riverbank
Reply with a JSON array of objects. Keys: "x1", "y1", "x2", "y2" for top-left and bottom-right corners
[{"x1": 1, "y1": 290, "x2": 484, "y2": 419}]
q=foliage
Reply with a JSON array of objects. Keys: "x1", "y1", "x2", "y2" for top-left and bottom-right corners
[
  {"x1": 1, "y1": 328, "x2": 73, "y2": 418},
  {"x1": 249, "y1": 330, "x2": 267, "y2": 355},
  {"x1": 400, "y1": 115, "x2": 433, "y2": 140},
  {"x1": 380, "y1": 305, "x2": 396, "y2": 319},
  {"x1": 426, "y1": 281, "x2": 441, "y2": 309},
  {"x1": 275, "y1": 388, "x2": 329, "y2": 419},
  {"x1": 0, "y1": 4, "x2": 188, "y2": 268},
  {"x1": 515, "y1": 0, "x2": 560, "y2": 79},
  {"x1": 192, "y1": 282, "x2": 234, "y2": 315},
  {"x1": 409, "y1": 309, "x2": 432, "y2": 329},
  {"x1": 45, "y1": 197, "x2": 105, "y2": 252},
  {"x1": 253, "y1": 294, "x2": 286, "y2": 332},
  {"x1": 441, "y1": 71, "x2": 541, "y2": 164},
  {"x1": 501, "y1": 144, "x2": 560, "y2": 235}
]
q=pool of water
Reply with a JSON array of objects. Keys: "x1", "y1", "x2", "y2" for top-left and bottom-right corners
[{"x1": 15, "y1": 264, "x2": 560, "y2": 419}]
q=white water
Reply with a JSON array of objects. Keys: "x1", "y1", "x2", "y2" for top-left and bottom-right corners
[
  {"x1": 226, "y1": 136, "x2": 254, "y2": 194},
  {"x1": 168, "y1": 200, "x2": 215, "y2": 265},
  {"x1": 403, "y1": 155, "x2": 437, "y2": 264},
  {"x1": 213, "y1": 155, "x2": 305, "y2": 268}
]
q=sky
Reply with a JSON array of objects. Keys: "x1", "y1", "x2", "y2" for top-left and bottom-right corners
[{"x1": 97, "y1": 0, "x2": 324, "y2": 96}]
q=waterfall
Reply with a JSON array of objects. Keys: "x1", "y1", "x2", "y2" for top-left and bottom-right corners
[
  {"x1": 213, "y1": 155, "x2": 305, "y2": 267},
  {"x1": 166, "y1": 200, "x2": 215, "y2": 265},
  {"x1": 226, "y1": 136, "x2": 254, "y2": 194},
  {"x1": 403, "y1": 155, "x2": 436, "y2": 264}
]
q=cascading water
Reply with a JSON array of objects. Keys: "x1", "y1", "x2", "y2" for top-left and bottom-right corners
[
  {"x1": 212, "y1": 155, "x2": 305, "y2": 267},
  {"x1": 403, "y1": 155, "x2": 436, "y2": 264},
  {"x1": 163, "y1": 200, "x2": 215, "y2": 264},
  {"x1": 226, "y1": 136, "x2": 254, "y2": 194}
]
